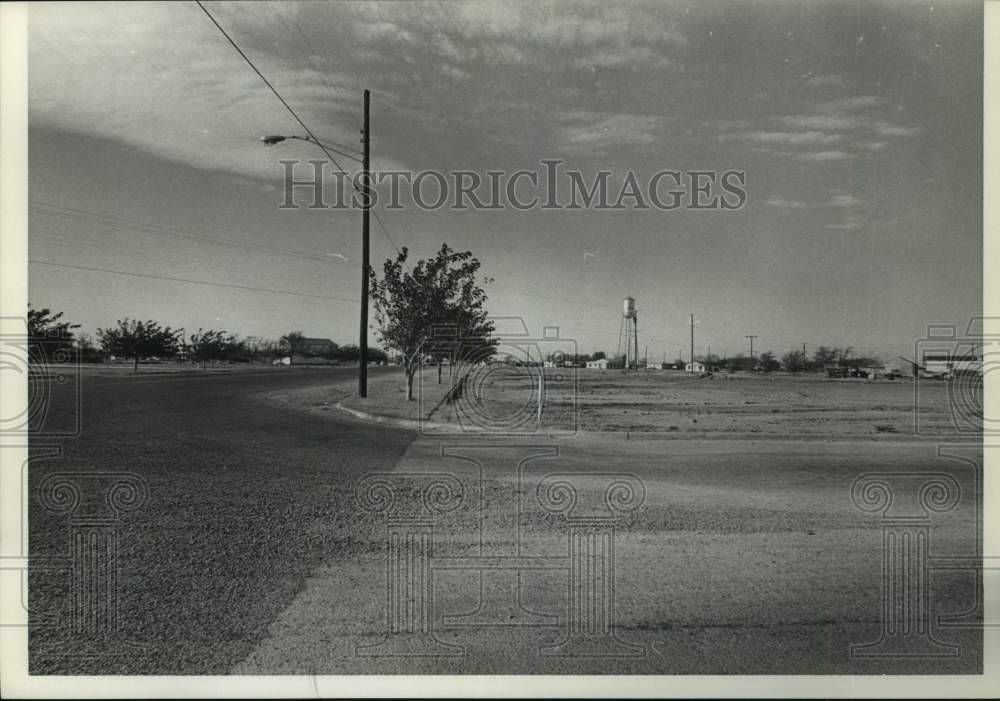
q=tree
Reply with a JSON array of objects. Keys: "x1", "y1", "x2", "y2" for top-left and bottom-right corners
[
  {"x1": 189, "y1": 328, "x2": 238, "y2": 368},
  {"x1": 812, "y1": 346, "x2": 840, "y2": 369},
  {"x1": 74, "y1": 332, "x2": 104, "y2": 364},
  {"x1": 280, "y1": 331, "x2": 306, "y2": 364},
  {"x1": 27, "y1": 305, "x2": 79, "y2": 359},
  {"x1": 727, "y1": 354, "x2": 754, "y2": 372},
  {"x1": 758, "y1": 350, "x2": 780, "y2": 372},
  {"x1": 781, "y1": 348, "x2": 807, "y2": 373},
  {"x1": 97, "y1": 318, "x2": 180, "y2": 372},
  {"x1": 369, "y1": 243, "x2": 497, "y2": 400}
]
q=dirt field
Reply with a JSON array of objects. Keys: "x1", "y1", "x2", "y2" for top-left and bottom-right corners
[{"x1": 426, "y1": 367, "x2": 982, "y2": 438}]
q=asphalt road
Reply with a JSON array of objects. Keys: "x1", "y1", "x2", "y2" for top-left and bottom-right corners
[
  {"x1": 27, "y1": 367, "x2": 983, "y2": 675},
  {"x1": 29, "y1": 366, "x2": 415, "y2": 674}
]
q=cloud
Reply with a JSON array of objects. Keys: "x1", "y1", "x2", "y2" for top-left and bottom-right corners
[
  {"x1": 825, "y1": 218, "x2": 863, "y2": 230},
  {"x1": 556, "y1": 112, "x2": 667, "y2": 151},
  {"x1": 858, "y1": 141, "x2": 889, "y2": 151},
  {"x1": 737, "y1": 131, "x2": 843, "y2": 147},
  {"x1": 813, "y1": 96, "x2": 888, "y2": 113},
  {"x1": 765, "y1": 197, "x2": 809, "y2": 209},
  {"x1": 28, "y1": 3, "x2": 373, "y2": 181},
  {"x1": 828, "y1": 194, "x2": 861, "y2": 207},
  {"x1": 804, "y1": 74, "x2": 845, "y2": 89},
  {"x1": 795, "y1": 151, "x2": 856, "y2": 162},
  {"x1": 573, "y1": 45, "x2": 679, "y2": 70},
  {"x1": 765, "y1": 193, "x2": 861, "y2": 209},
  {"x1": 775, "y1": 114, "x2": 867, "y2": 131},
  {"x1": 873, "y1": 121, "x2": 921, "y2": 138}
]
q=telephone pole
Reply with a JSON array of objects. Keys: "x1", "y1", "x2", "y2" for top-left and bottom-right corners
[
  {"x1": 746, "y1": 335, "x2": 757, "y2": 372},
  {"x1": 359, "y1": 89, "x2": 370, "y2": 398},
  {"x1": 690, "y1": 313, "x2": 695, "y2": 372}
]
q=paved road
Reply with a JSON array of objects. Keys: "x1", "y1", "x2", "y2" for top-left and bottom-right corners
[
  {"x1": 29, "y1": 367, "x2": 415, "y2": 674},
  {"x1": 27, "y1": 368, "x2": 983, "y2": 675}
]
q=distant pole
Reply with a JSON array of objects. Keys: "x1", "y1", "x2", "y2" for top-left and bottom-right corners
[
  {"x1": 746, "y1": 335, "x2": 757, "y2": 372},
  {"x1": 633, "y1": 314, "x2": 639, "y2": 373},
  {"x1": 708, "y1": 344, "x2": 712, "y2": 372},
  {"x1": 359, "y1": 89, "x2": 370, "y2": 398},
  {"x1": 689, "y1": 313, "x2": 695, "y2": 372}
]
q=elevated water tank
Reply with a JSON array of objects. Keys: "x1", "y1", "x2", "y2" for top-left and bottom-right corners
[{"x1": 623, "y1": 296, "x2": 636, "y2": 318}]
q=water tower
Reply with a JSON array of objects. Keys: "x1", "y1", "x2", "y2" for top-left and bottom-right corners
[{"x1": 619, "y1": 296, "x2": 639, "y2": 372}]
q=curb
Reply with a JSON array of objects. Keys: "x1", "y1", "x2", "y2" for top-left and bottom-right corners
[
  {"x1": 330, "y1": 403, "x2": 940, "y2": 442},
  {"x1": 333, "y1": 402, "x2": 450, "y2": 431}
]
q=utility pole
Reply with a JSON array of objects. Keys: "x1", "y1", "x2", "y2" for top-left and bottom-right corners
[
  {"x1": 746, "y1": 335, "x2": 757, "y2": 372},
  {"x1": 707, "y1": 344, "x2": 712, "y2": 372},
  {"x1": 690, "y1": 313, "x2": 695, "y2": 372},
  {"x1": 633, "y1": 313, "x2": 639, "y2": 373},
  {"x1": 359, "y1": 89, "x2": 370, "y2": 398}
]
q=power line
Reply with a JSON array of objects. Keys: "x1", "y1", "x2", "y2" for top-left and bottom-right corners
[
  {"x1": 29, "y1": 259, "x2": 359, "y2": 303},
  {"x1": 195, "y1": 1, "x2": 352, "y2": 175},
  {"x1": 370, "y1": 208, "x2": 402, "y2": 257},
  {"x1": 31, "y1": 201, "x2": 349, "y2": 264},
  {"x1": 31, "y1": 229, "x2": 339, "y2": 285},
  {"x1": 197, "y1": 1, "x2": 403, "y2": 257}
]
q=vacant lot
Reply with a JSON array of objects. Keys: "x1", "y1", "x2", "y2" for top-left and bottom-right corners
[{"x1": 422, "y1": 367, "x2": 980, "y2": 437}]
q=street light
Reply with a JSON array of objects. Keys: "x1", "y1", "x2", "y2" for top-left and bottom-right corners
[
  {"x1": 260, "y1": 90, "x2": 371, "y2": 398},
  {"x1": 260, "y1": 134, "x2": 363, "y2": 164}
]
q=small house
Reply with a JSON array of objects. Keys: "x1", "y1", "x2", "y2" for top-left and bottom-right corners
[{"x1": 586, "y1": 358, "x2": 609, "y2": 369}]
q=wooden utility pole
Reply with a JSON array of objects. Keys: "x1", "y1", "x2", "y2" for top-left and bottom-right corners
[
  {"x1": 689, "y1": 313, "x2": 695, "y2": 372},
  {"x1": 746, "y1": 335, "x2": 757, "y2": 372},
  {"x1": 633, "y1": 314, "x2": 639, "y2": 372},
  {"x1": 359, "y1": 89, "x2": 370, "y2": 397}
]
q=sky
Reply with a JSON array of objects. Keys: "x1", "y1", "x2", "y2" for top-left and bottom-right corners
[{"x1": 27, "y1": 0, "x2": 982, "y2": 361}]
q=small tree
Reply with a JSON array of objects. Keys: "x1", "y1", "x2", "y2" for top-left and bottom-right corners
[
  {"x1": 758, "y1": 350, "x2": 780, "y2": 372},
  {"x1": 781, "y1": 348, "x2": 806, "y2": 373},
  {"x1": 189, "y1": 328, "x2": 238, "y2": 368},
  {"x1": 369, "y1": 244, "x2": 497, "y2": 400},
  {"x1": 74, "y1": 332, "x2": 104, "y2": 363},
  {"x1": 97, "y1": 318, "x2": 180, "y2": 371}
]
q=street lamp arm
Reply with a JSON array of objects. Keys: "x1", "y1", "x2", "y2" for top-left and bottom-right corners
[{"x1": 260, "y1": 134, "x2": 363, "y2": 164}]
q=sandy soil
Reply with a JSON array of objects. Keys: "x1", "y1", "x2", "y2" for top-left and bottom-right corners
[
  {"x1": 425, "y1": 367, "x2": 981, "y2": 437},
  {"x1": 234, "y1": 435, "x2": 982, "y2": 674}
]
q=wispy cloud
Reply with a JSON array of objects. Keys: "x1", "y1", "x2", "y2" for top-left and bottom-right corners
[
  {"x1": 766, "y1": 193, "x2": 862, "y2": 209},
  {"x1": 764, "y1": 197, "x2": 809, "y2": 209},
  {"x1": 795, "y1": 150, "x2": 856, "y2": 163},
  {"x1": 804, "y1": 74, "x2": 846, "y2": 89},
  {"x1": 736, "y1": 131, "x2": 843, "y2": 147},
  {"x1": 556, "y1": 112, "x2": 667, "y2": 151}
]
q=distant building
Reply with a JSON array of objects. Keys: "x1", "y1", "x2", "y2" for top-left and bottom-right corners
[
  {"x1": 300, "y1": 337, "x2": 336, "y2": 355},
  {"x1": 685, "y1": 361, "x2": 706, "y2": 373},
  {"x1": 586, "y1": 358, "x2": 610, "y2": 369}
]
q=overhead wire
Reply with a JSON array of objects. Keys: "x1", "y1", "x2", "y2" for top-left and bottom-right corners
[{"x1": 29, "y1": 259, "x2": 360, "y2": 303}]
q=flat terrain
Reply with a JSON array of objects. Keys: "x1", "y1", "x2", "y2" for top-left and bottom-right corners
[
  {"x1": 27, "y1": 366, "x2": 983, "y2": 675},
  {"x1": 436, "y1": 366, "x2": 979, "y2": 436}
]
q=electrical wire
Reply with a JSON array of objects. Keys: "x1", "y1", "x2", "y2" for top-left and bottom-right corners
[
  {"x1": 29, "y1": 259, "x2": 359, "y2": 303},
  {"x1": 197, "y1": 0, "x2": 402, "y2": 257},
  {"x1": 31, "y1": 201, "x2": 350, "y2": 264}
]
